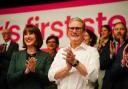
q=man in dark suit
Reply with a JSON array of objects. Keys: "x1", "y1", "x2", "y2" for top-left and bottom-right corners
[
  {"x1": 110, "y1": 22, "x2": 128, "y2": 89},
  {"x1": 0, "y1": 29, "x2": 19, "y2": 89}
]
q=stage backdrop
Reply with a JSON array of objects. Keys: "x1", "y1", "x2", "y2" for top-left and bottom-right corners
[{"x1": 0, "y1": 0, "x2": 128, "y2": 50}]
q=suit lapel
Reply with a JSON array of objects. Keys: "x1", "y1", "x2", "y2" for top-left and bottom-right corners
[
  {"x1": 35, "y1": 50, "x2": 41, "y2": 67},
  {"x1": 20, "y1": 51, "x2": 27, "y2": 69}
]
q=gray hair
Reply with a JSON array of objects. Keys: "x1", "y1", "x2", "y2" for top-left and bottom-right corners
[{"x1": 69, "y1": 17, "x2": 86, "y2": 31}]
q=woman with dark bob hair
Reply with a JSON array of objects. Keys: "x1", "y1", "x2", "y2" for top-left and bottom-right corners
[
  {"x1": 7, "y1": 24, "x2": 51, "y2": 89},
  {"x1": 83, "y1": 29, "x2": 97, "y2": 47}
]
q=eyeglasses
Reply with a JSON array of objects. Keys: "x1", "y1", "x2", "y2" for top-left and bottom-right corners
[
  {"x1": 68, "y1": 27, "x2": 83, "y2": 32},
  {"x1": 2, "y1": 32, "x2": 10, "y2": 35}
]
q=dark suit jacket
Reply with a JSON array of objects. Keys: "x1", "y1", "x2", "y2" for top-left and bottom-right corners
[
  {"x1": 44, "y1": 52, "x2": 57, "y2": 89},
  {"x1": 99, "y1": 41, "x2": 114, "y2": 89},
  {"x1": 7, "y1": 50, "x2": 51, "y2": 89},
  {"x1": 0, "y1": 41, "x2": 19, "y2": 72},
  {"x1": 110, "y1": 41, "x2": 128, "y2": 89}
]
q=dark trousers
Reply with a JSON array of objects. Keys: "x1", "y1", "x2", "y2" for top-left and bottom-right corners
[{"x1": 0, "y1": 71, "x2": 9, "y2": 89}]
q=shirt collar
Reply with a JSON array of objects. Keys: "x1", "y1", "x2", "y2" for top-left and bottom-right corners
[
  {"x1": 6, "y1": 40, "x2": 11, "y2": 45},
  {"x1": 68, "y1": 42, "x2": 88, "y2": 50}
]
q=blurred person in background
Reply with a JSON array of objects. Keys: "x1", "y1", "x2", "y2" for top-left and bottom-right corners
[
  {"x1": 110, "y1": 22, "x2": 128, "y2": 89},
  {"x1": 97, "y1": 25, "x2": 115, "y2": 89},
  {"x1": 0, "y1": 29, "x2": 19, "y2": 89},
  {"x1": 46, "y1": 35, "x2": 59, "y2": 63},
  {"x1": 83, "y1": 29, "x2": 97, "y2": 47},
  {"x1": 83, "y1": 29, "x2": 99, "y2": 89},
  {"x1": 44, "y1": 35, "x2": 59, "y2": 89}
]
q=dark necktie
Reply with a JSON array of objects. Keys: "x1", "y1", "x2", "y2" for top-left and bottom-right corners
[
  {"x1": 2, "y1": 43, "x2": 7, "y2": 53},
  {"x1": 116, "y1": 43, "x2": 120, "y2": 54}
]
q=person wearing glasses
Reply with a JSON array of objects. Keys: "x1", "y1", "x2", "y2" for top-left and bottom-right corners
[
  {"x1": 46, "y1": 35, "x2": 59, "y2": 61},
  {"x1": 44, "y1": 35, "x2": 59, "y2": 89},
  {"x1": 0, "y1": 29, "x2": 19, "y2": 89},
  {"x1": 48, "y1": 17, "x2": 99, "y2": 89}
]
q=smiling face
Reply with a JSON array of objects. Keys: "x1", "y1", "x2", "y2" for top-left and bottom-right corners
[
  {"x1": 113, "y1": 23, "x2": 127, "y2": 42},
  {"x1": 83, "y1": 31, "x2": 91, "y2": 45},
  {"x1": 23, "y1": 24, "x2": 43, "y2": 49},
  {"x1": 100, "y1": 27, "x2": 110, "y2": 39},
  {"x1": 24, "y1": 30, "x2": 36, "y2": 47},
  {"x1": 67, "y1": 20, "x2": 84, "y2": 43}
]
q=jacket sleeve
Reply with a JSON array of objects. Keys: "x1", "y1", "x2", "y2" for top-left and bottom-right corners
[
  {"x1": 110, "y1": 44, "x2": 128, "y2": 81},
  {"x1": 100, "y1": 44, "x2": 114, "y2": 70},
  {"x1": 7, "y1": 52, "x2": 27, "y2": 85},
  {"x1": 31, "y1": 53, "x2": 51, "y2": 84}
]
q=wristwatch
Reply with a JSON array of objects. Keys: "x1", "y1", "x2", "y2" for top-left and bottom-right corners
[{"x1": 72, "y1": 59, "x2": 79, "y2": 67}]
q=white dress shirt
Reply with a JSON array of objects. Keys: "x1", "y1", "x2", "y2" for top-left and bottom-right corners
[
  {"x1": 5, "y1": 40, "x2": 11, "y2": 51},
  {"x1": 48, "y1": 42, "x2": 99, "y2": 89}
]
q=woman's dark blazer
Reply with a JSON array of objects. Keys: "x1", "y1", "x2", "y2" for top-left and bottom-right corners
[
  {"x1": 99, "y1": 41, "x2": 114, "y2": 89},
  {"x1": 7, "y1": 50, "x2": 51, "y2": 89}
]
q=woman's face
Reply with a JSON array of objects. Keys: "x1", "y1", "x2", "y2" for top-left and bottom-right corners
[
  {"x1": 100, "y1": 27, "x2": 110, "y2": 39},
  {"x1": 24, "y1": 31, "x2": 36, "y2": 47},
  {"x1": 83, "y1": 32, "x2": 91, "y2": 45}
]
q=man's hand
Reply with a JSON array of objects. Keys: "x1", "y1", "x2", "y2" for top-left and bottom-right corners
[
  {"x1": 63, "y1": 47, "x2": 75, "y2": 65},
  {"x1": 121, "y1": 44, "x2": 128, "y2": 67}
]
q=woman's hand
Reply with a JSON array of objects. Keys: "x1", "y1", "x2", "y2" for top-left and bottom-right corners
[{"x1": 25, "y1": 57, "x2": 37, "y2": 74}]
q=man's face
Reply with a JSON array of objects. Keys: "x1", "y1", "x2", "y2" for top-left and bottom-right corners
[
  {"x1": 113, "y1": 23, "x2": 126, "y2": 41},
  {"x1": 67, "y1": 20, "x2": 83, "y2": 42},
  {"x1": 47, "y1": 38, "x2": 58, "y2": 50},
  {"x1": 2, "y1": 29, "x2": 11, "y2": 42}
]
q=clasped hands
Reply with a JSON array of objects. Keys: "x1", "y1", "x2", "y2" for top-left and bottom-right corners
[
  {"x1": 121, "y1": 44, "x2": 128, "y2": 67},
  {"x1": 63, "y1": 47, "x2": 76, "y2": 68},
  {"x1": 109, "y1": 41, "x2": 115, "y2": 56},
  {"x1": 25, "y1": 57, "x2": 37, "y2": 74}
]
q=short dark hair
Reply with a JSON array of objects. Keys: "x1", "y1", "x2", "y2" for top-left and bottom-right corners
[
  {"x1": 23, "y1": 24, "x2": 43, "y2": 49},
  {"x1": 84, "y1": 29, "x2": 97, "y2": 46},
  {"x1": 46, "y1": 35, "x2": 59, "y2": 47}
]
